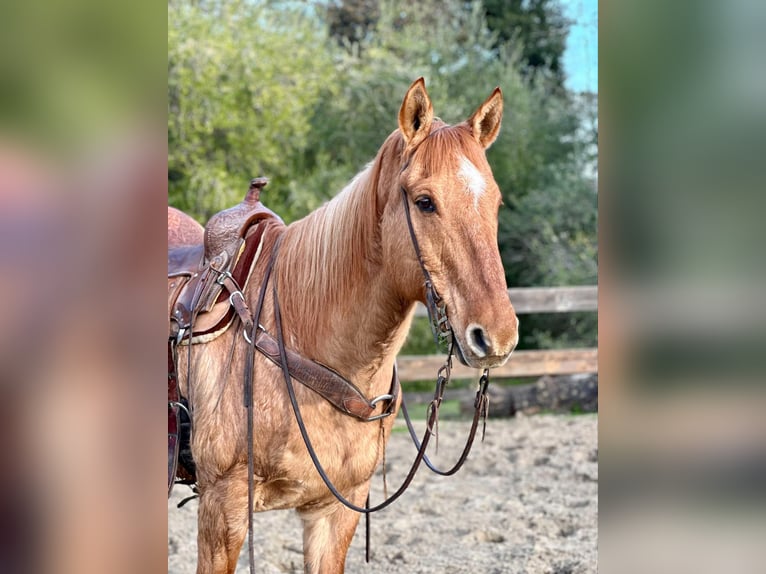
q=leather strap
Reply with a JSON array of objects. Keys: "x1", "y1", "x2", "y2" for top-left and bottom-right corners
[
  {"x1": 167, "y1": 342, "x2": 180, "y2": 496},
  {"x1": 400, "y1": 186, "x2": 452, "y2": 346},
  {"x1": 254, "y1": 330, "x2": 399, "y2": 421},
  {"x1": 272, "y1": 282, "x2": 441, "y2": 514},
  {"x1": 190, "y1": 220, "x2": 270, "y2": 337},
  {"x1": 213, "y1": 230, "x2": 399, "y2": 422},
  {"x1": 243, "y1": 231, "x2": 281, "y2": 574}
]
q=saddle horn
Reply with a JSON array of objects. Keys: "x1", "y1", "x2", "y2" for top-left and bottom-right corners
[{"x1": 204, "y1": 177, "x2": 270, "y2": 264}]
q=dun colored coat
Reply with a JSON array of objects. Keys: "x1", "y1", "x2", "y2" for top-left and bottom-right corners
[{"x1": 177, "y1": 78, "x2": 518, "y2": 574}]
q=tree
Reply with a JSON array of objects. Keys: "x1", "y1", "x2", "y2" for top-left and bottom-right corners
[
  {"x1": 168, "y1": 0, "x2": 334, "y2": 222},
  {"x1": 499, "y1": 168, "x2": 598, "y2": 348},
  {"x1": 325, "y1": 0, "x2": 570, "y2": 90},
  {"x1": 169, "y1": 0, "x2": 598, "y2": 350},
  {"x1": 483, "y1": 0, "x2": 570, "y2": 89},
  {"x1": 326, "y1": 0, "x2": 379, "y2": 48}
]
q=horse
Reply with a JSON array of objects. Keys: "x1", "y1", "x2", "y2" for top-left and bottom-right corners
[{"x1": 172, "y1": 78, "x2": 519, "y2": 573}]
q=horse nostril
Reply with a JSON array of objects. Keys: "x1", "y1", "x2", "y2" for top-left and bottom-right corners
[{"x1": 468, "y1": 326, "x2": 490, "y2": 356}]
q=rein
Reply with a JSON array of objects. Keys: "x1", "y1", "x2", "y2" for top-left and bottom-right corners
[
  {"x1": 400, "y1": 364, "x2": 491, "y2": 476},
  {"x1": 238, "y1": 183, "x2": 492, "y2": 569},
  {"x1": 271, "y1": 282, "x2": 442, "y2": 514},
  {"x1": 235, "y1": 152, "x2": 493, "y2": 571},
  {"x1": 244, "y1": 233, "x2": 282, "y2": 573}
]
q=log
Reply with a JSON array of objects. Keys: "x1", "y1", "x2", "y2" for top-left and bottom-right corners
[{"x1": 458, "y1": 374, "x2": 598, "y2": 416}]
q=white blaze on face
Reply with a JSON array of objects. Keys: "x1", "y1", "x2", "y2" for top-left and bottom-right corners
[{"x1": 457, "y1": 156, "x2": 486, "y2": 210}]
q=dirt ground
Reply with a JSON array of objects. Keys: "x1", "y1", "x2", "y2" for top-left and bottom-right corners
[{"x1": 168, "y1": 413, "x2": 598, "y2": 573}]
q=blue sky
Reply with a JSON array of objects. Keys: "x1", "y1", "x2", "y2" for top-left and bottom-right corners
[{"x1": 560, "y1": 0, "x2": 598, "y2": 93}]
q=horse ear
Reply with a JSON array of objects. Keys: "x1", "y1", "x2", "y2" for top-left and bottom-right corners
[
  {"x1": 398, "y1": 77, "x2": 434, "y2": 149},
  {"x1": 468, "y1": 87, "x2": 503, "y2": 149}
]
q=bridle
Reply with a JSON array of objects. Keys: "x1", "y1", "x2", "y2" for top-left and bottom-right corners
[
  {"x1": 240, "y1": 147, "x2": 493, "y2": 571},
  {"x1": 399, "y1": 184, "x2": 452, "y2": 349},
  {"x1": 397, "y1": 161, "x2": 492, "y2": 470}
]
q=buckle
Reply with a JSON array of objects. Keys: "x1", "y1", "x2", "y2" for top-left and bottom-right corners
[
  {"x1": 242, "y1": 323, "x2": 266, "y2": 344},
  {"x1": 168, "y1": 400, "x2": 191, "y2": 419},
  {"x1": 216, "y1": 269, "x2": 234, "y2": 285},
  {"x1": 229, "y1": 290, "x2": 245, "y2": 305},
  {"x1": 370, "y1": 393, "x2": 394, "y2": 407},
  {"x1": 365, "y1": 393, "x2": 395, "y2": 421}
]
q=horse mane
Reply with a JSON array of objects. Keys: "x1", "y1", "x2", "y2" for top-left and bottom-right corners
[
  {"x1": 275, "y1": 131, "x2": 404, "y2": 335},
  {"x1": 273, "y1": 121, "x2": 484, "y2": 353},
  {"x1": 279, "y1": 162, "x2": 378, "y2": 302}
]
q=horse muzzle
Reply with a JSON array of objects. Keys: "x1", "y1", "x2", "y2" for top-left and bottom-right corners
[{"x1": 452, "y1": 317, "x2": 519, "y2": 369}]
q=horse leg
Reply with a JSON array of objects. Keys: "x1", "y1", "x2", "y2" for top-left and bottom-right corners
[
  {"x1": 196, "y1": 466, "x2": 249, "y2": 574},
  {"x1": 298, "y1": 481, "x2": 371, "y2": 574}
]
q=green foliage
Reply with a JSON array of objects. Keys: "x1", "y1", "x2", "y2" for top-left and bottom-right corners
[
  {"x1": 501, "y1": 169, "x2": 597, "y2": 288},
  {"x1": 168, "y1": 0, "x2": 334, "y2": 222},
  {"x1": 326, "y1": 0, "x2": 570, "y2": 89},
  {"x1": 483, "y1": 0, "x2": 569, "y2": 89},
  {"x1": 400, "y1": 317, "x2": 440, "y2": 355},
  {"x1": 498, "y1": 164, "x2": 598, "y2": 350},
  {"x1": 1, "y1": 0, "x2": 163, "y2": 154},
  {"x1": 326, "y1": 0, "x2": 380, "y2": 47},
  {"x1": 168, "y1": 0, "x2": 598, "y2": 349}
]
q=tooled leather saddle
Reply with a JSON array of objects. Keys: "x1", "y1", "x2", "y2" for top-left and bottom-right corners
[
  {"x1": 167, "y1": 179, "x2": 398, "y2": 496},
  {"x1": 168, "y1": 178, "x2": 280, "y2": 493}
]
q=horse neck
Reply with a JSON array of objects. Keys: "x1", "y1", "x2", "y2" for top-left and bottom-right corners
[{"x1": 273, "y1": 163, "x2": 414, "y2": 387}]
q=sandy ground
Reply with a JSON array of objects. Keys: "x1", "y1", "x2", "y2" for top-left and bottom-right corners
[{"x1": 168, "y1": 413, "x2": 597, "y2": 573}]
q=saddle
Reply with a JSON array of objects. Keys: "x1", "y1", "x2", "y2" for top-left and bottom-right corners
[
  {"x1": 167, "y1": 179, "x2": 399, "y2": 496},
  {"x1": 168, "y1": 178, "x2": 281, "y2": 493},
  {"x1": 168, "y1": 177, "x2": 280, "y2": 343}
]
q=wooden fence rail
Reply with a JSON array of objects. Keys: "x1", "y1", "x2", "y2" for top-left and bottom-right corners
[
  {"x1": 413, "y1": 285, "x2": 597, "y2": 317},
  {"x1": 402, "y1": 286, "x2": 598, "y2": 382}
]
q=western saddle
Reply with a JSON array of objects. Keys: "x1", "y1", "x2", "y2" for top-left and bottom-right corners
[
  {"x1": 168, "y1": 178, "x2": 282, "y2": 493},
  {"x1": 167, "y1": 179, "x2": 399, "y2": 496},
  {"x1": 168, "y1": 177, "x2": 281, "y2": 343}
]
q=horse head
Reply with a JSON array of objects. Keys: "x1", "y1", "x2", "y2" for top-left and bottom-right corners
[{"x1": 380, "y1": 78, "x2": 519, "y2": 369}]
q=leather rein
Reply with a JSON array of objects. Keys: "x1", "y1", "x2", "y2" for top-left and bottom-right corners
[{"x1": 235, "y1": 179, "x2": 492, "y2": 570}]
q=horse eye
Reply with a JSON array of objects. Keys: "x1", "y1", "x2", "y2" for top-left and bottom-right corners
[{"x1": 415, "y1": 196, "x2": 436, "y2": 214}]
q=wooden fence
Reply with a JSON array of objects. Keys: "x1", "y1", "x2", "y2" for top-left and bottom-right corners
[{"x1": 399, "y1": 286, "x2": 598, "y2": 382}]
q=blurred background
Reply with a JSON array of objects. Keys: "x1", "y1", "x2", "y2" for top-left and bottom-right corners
[
  {"x1": 601, "y1": 0, "x2": 766, "y2": 572},
  {"x1": 0, "y1": 1, "x2": 166, "y2": 573},
  {"x1": 2, "y1": 0, "x2": 765, "y2": 572}
]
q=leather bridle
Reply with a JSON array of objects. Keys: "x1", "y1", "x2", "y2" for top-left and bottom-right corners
[
  {"x1": 209, "y1": 138, "x2": 494, "y2": 571},
  {"x1": 235, "y1": 175, "x2": 492, "y2": 571},
  {"x1": 399, "y1": 184, "x2": 453, "y2": 349}
]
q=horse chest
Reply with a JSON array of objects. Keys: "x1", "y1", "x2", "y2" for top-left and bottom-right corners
[{"x1": 254, "y1": 426, "x2": 384, "y2": 511}]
